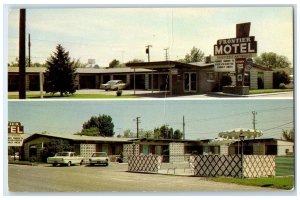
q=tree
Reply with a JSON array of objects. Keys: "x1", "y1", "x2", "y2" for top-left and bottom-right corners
[
  {"x1": 109, "y1": 59, "x2": 120, "y2": 68},
  {"x1": 82, "y1": 114, "x2": 115, "y2": 137},
  {"x1": 40, "y1": 139, "x2": 74, "y2": 162},
  {"x1": 139, "y1": 129, "x2": 153, "y2": 138},
  {"x1": 127, "y1": 59, "x2": 144, "y2": 63},
  {"x1": 173, "y1": 129, "x2": 183, "y2": 139},
  {"x1": 8, "y1": 57, "x2": 48, "y2": 68},
  {"x1": 123, "y1": 129, "x2": 135, "y2": 138},
  {"x1": 273, "y1": 71, "x2": 291, "y2": 89},
  {"x1": 282, "y1": 129, "x2": 294, "y2": 142},
  {"x1": 73, "y1": 58, "x2": 88, "y2": 68},
  {"x1": 153, "y1": 124, "x2": 182, "y2": 139},
  {"x1": 74, "y1": 127, "x2": 100, "y2": 136},
  {"x1": 179, "y1": 47, "x2": 205, "y2": 63},
  {"x1": 254, "y1": 52, "x2": 291, "y2": 68},
  {"x1": 44, "y1": 44, "x2": 77, "y2": 96}
]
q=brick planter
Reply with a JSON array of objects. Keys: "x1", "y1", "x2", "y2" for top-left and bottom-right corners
[{"x1": 223, "y1": 86, "x2": 249, "y2": 95}]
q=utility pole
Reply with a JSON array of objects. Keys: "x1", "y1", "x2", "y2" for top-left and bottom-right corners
[
  {"x1": 183, "y1": 115, "x2": 185, "y2": 140},
  {"x1": 136, "y1": 117, "x2": 141, "y2": 138},
  {"x1": 145, "y1": 45, "x2": 152, "y2": 62},
  {"x1": 28, "y1": 33, "x2": 31, "y2": 67},
  {"x1": 164, "y1": 48, "x2": 169, "y2": 61},
  {"x1": 19, "y1": 9, "x2": 26, "y2": 99}
]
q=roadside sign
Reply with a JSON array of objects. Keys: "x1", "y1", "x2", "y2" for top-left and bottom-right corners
[
  {"x1": 245, "y1": 58, "x2": 253, "y2": 70},
  {"x1": 214, "y1": 59, "x2": 235, "y2": 72},
  {"x1": 8, "y1": 121, "x2": 24, "y2": 147},
  {"x1": 8, "y1": 134, "x2": 24, "y2": 146}
]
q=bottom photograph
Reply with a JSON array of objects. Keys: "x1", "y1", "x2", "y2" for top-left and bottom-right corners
[{"x1": 7, "y1": 99, "x2": 294, "y2": 193}]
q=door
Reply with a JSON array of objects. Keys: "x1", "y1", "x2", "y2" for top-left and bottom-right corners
[
  {"x1": 184, "y1": 72, "x2": 197, "y2": 92},
  {"x1": 142, "y1": 145, "x2": 149, "y2": 155},
  {"x1": 102, "y1": 144, "x2": 109, "y2": 155}
]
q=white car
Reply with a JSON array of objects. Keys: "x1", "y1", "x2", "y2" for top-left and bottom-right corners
[
  {"x1": 100, "y1": 80, "x2": 127, "y2": 91},
  {"x1": 47, "y1": 152, "x2": 84, "y2": 167},
  {"x1": 89, "y1": 152, "x2": 109, "y2": 166}
]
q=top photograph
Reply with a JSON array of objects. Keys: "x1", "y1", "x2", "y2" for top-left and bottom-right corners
[{"x1": 6, "y1": 6, "x2": 294, "y2": 99}]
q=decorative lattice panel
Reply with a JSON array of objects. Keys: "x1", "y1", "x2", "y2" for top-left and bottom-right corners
[
  {"x1": 243, "y1": 155, "x2": 276, "y2": 178},
  {"x1": 169, "y1": 143, "x2": 184, "y2": 163},
  {"x1": 194, "y1": 155, "x2": 242, "y2": 178},
  {"x1": 80, "y1": 144, "x2": 96, "y2": 163},
  {"x1": 128, "y1": 155, "x2": 162, "y2": 173}
]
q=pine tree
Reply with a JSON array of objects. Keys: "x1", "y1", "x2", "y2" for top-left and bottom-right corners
[{"x1": 44, "y1": 44, "x2": 77, "y2": 96}]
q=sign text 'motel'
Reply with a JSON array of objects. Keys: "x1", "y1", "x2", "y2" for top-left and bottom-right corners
[
  {"x1": 8, "y1": 125, "x2": 24, "y2": 134},
  {"x1": 214, "y1": 36, "x2": 257, "y2": 56}
]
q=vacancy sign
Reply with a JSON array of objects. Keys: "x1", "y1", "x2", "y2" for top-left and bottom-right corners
[{"x1": 8, "y1": 122, "x2": 24, "y2": 147}]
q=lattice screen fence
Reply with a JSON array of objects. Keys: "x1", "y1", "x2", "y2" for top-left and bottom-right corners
[{"x1": 128, "y1": 155, "x2": 162, "y2": 173}]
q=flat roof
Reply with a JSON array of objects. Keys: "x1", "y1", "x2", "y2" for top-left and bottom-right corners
[
  {"x1": 24, "y1": 133, "x2": 135, "y2": 143},
  {"x1": 8, "y1": 67, "x2": 154, "y2": 74}
]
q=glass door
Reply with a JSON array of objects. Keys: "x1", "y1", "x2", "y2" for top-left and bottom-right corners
[{"x1": 184, "y1": 72, "x2": 197, "y2": 92}]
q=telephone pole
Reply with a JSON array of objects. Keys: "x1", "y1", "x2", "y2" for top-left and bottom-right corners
[
  {"x1": 145, "y1": 45, "x2": 152, "y2": 62},
  {"x1": 164, "y1": 48, "x2": 169, "y2": 61},
  {"x1": 19, "y1": 9, "x2": 26, "y2": 99}
]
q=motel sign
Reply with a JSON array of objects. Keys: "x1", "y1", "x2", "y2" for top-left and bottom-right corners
[
  {"x1": 214, "y1": 36, "x2": 257, "y2": 56},
  {"x1": 8, "y1": 121, "x2": 24, "y2": 147}
]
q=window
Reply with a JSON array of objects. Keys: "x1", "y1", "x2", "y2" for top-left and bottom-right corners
[{"x1": 207, "y1": 72, "x2": 215, "y2": 82}]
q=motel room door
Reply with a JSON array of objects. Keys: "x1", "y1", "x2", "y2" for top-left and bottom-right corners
[{"x1": 184, "y1": 72, "x2": 197, "y2": 92}]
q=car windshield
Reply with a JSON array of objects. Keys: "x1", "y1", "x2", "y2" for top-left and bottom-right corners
[
  {"x1": 55, "y1": 152, "x2": 69, "y2": 156},
  {"x1": 92, "y1": 152, "x2": 107, "y2": 157},
  {"x1": 107, "y1": 80, "x2": 118, "y2": 85}
]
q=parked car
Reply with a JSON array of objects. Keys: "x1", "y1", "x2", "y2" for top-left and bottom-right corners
[
  {"x1": 89, "y1": 152, "x2": 109, "y2": 166},
  {"x1": 47, "y1": 152, "x2": 84, "y2": 167},
  {"x1": 100, "y1": 80, "x2": 127, "y2": 91}
]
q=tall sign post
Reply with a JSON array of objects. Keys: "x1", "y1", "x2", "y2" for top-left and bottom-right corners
[{"x1": 213, "y1": 22, "x2": 257, "y2": 94}]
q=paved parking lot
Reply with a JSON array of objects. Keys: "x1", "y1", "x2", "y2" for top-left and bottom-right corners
[{"x1": 7, "y1": 163, "x2": 280, "y2": 193}]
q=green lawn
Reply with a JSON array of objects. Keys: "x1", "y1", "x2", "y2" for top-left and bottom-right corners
[
  {"x1": 249, "y1": 89, "x2": 293, "y2": 94},
  {"x1": 276, "y1": 156, "x2": 294, "y2": 176},
  {"x1": 8, "y1": 94, "x2": 139, "y2": 99},
  {"x1": 206, "y1": 176, "x2": 294, "y2": 190}
]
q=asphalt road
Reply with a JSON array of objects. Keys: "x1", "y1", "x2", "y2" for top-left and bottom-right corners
[{"x1": 7, "y1": 163, "x2": 280, "y2": 194}]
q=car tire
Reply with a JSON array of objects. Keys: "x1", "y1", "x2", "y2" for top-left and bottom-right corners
[
  {"x1": 90, "y1": 163, "x2": 94, "y2": 166},
  {"x1": 105, "y1": 163, "x2": 109, "y2": 166},
  {"x1": 80, "y1": 160, "x2": 83, "y2": 165},
  {"x1": 52, "y1": 163, "x2": 57, "y2": 167},
  {"x1": 67, "y1": 161, "x2": 71, "y2": 167}
]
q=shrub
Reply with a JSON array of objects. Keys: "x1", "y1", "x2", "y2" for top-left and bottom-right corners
[
  {"x1": 29, "y1": 156, "x2": 37, "y2": 162},
  {"x1": 220, "y1": 75, "x2": 232, "y2": 87},
  {"x1": 116, "y1": 90, "x2": 122, "y2": 96},
  {"x1": 273, "y1": 71, "x2": 290, "y2": 89},
  {"x1": 279, "y1": 83, "x2": 287, "y2": 89}
]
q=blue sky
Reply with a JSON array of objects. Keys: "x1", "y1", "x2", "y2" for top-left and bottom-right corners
[
  {"x1": 6, "y1": 6, "x2": 294, "y2": 67},
  {"x1": 8, "y1": 99, "x2": 294, "y2": 140}
]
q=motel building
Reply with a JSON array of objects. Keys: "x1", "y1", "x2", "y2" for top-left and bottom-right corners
[
  {"x1": 18, "y1": 132, "x2": 293, "y2": 163},
  {"x1": 8, "y1": 22, "x2": 275, "y2": 95},
  {"x1": 7, "y1": 60, "x2": 273, "y2": 95}
]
